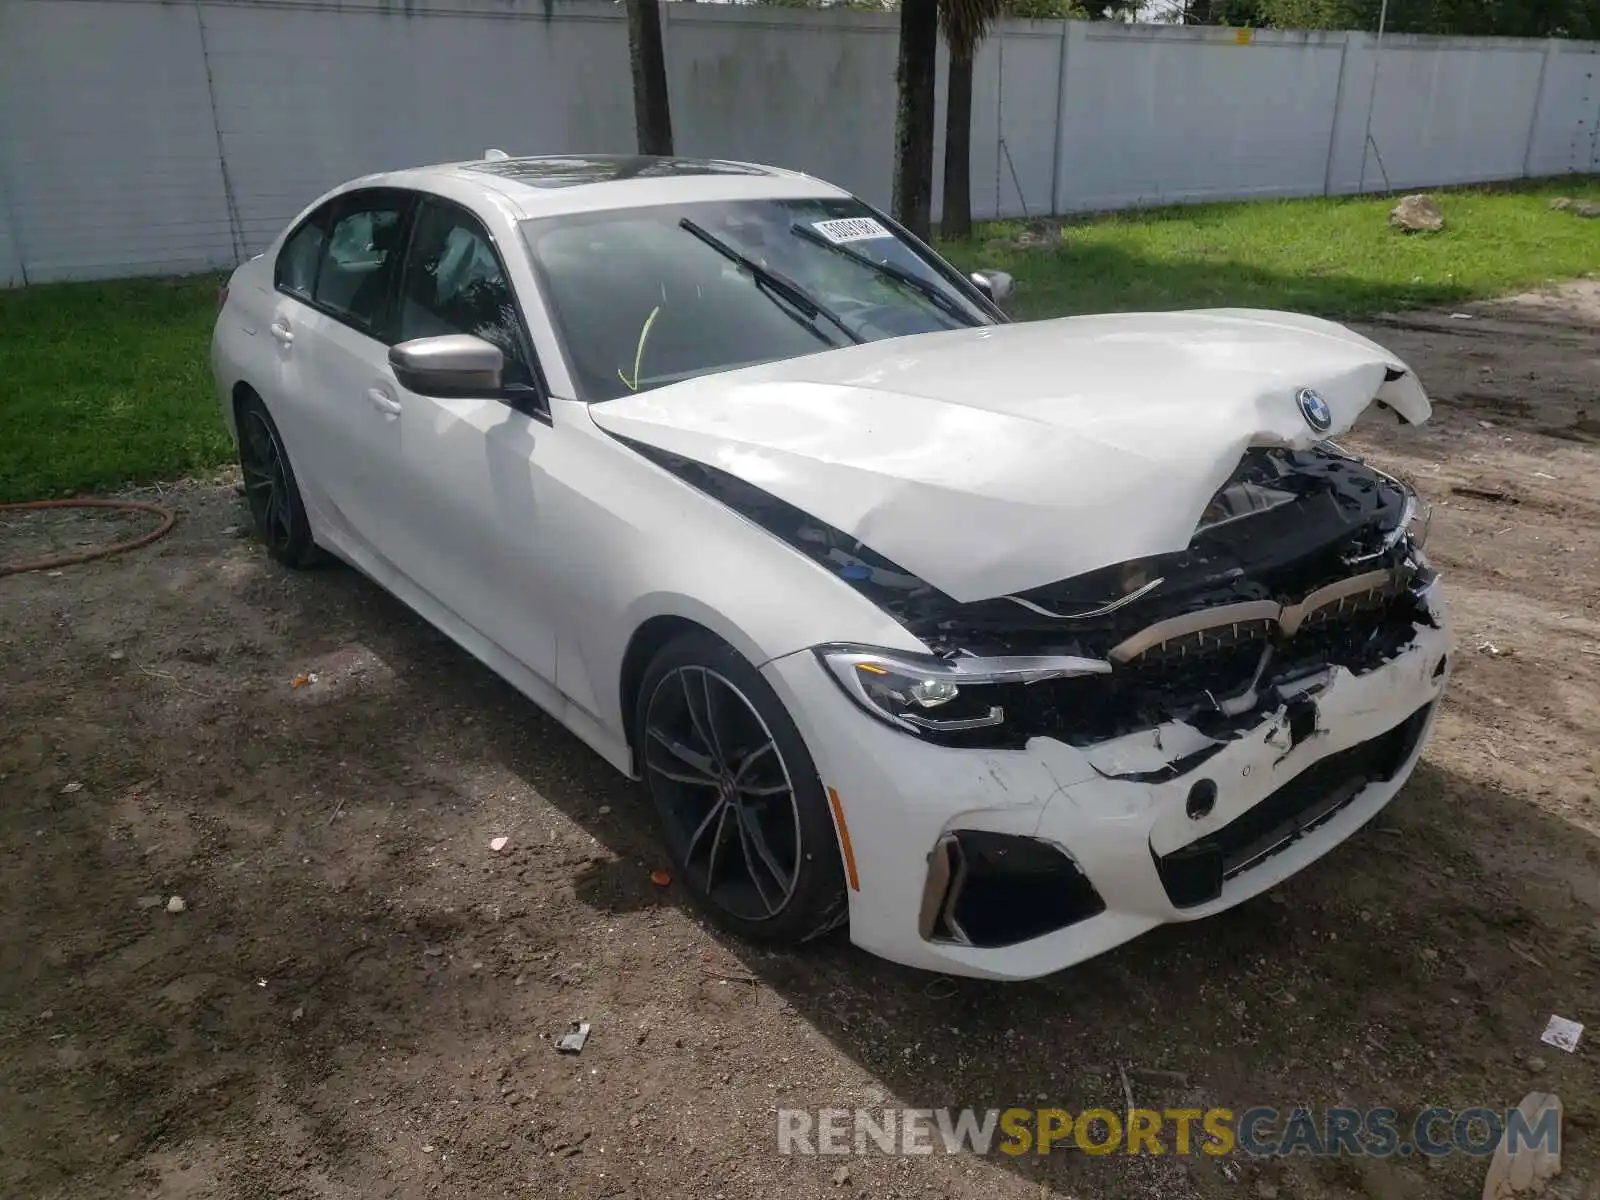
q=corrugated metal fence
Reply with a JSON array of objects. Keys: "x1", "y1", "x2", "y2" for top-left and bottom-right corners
[{"x1": 1, "y1": 0, "x2": 1596, "y2": 286}]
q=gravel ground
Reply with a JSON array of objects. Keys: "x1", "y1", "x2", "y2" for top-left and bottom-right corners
[{"x1": 2, "y1": 284, "x2": 1598, "y2": 1200}]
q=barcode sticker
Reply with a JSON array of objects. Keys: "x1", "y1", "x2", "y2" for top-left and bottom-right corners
[{"x1": 812, "y1": 217, "x2": 893, "y2": 244}]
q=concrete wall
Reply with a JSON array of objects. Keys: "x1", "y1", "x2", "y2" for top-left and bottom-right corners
[
  {"x1": 1525, "y1": 41, "x2": 1600, "y2": 177},
  {"x1": 0, "y1": 0, "x2": 237, "y2": 280},
  {"x1": 1, "y1": 0, "x2": 1596, "y2": 285}
]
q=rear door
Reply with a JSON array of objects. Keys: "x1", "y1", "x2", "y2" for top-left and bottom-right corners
[
  {"x1": 265, "y1": 188, "x2": 416, "y2": 549},
  {"x1": 259, "y1": 202, "x2": 332, "y2": 515}
]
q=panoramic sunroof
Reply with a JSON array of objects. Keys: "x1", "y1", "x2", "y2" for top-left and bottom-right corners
[{"x1": 463, "y1": 155, "x2": 774, "y2": 188}]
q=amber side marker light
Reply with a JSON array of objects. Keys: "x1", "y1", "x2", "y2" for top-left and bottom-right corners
[{"x1": 826, "y1": 787, "x2": 862, "y2": 892}]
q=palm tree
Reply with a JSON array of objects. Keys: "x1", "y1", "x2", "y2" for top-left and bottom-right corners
[
  {"x1": 939, "y1": 0, "x2": 1003, "y2": 239},
  {"x1": 891, "y1": 0, "x2": 940, "y2": 239},
  {"x1": 625, "y1": 0, "x2": 674, "y2": 155}
]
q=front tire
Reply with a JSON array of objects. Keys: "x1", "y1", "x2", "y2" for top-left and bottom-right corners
[
  {"x1": 235, "y1": 391, "x2": 320, "y2": 568},
  {"x1": 635, "y1": 631, "x2": 848, "y2": 944}
]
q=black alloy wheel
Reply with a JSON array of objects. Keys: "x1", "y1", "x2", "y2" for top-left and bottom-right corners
[
  {"x1": 637, "y1": 633, "x2": 847, "y2": 943},
  {"x1": 236, "y1": 392, "x2": 319, "y2": 568}
]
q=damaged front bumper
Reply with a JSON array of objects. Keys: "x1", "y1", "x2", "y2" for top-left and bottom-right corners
[{"x1": 762, "y1": 590, "x2": 1450, "y2": 981}]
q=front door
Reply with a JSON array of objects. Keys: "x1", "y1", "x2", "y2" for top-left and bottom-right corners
[{"x1": 375, "y1": 196, "x2": 559, "y2": 684}]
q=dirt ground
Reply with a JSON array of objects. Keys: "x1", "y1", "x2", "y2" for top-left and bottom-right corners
[{"x1": 3, "y1": 284, "x2": 1598, "y2": 1200}]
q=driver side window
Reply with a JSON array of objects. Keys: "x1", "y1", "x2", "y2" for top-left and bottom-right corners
[{"x1": 397, "y1": 199, "x2": 534, "y2": 389}]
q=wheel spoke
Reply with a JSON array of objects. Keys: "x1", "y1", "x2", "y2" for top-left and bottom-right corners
[
  {"x1": 745, "y1": 804, "x2": 796, "y2": 898},
  {"x1": 732, "y1": 807, "x2": 781, "y2": 915},
  {"x1": 648, "y1": 762, "x2": 722, "y2": 789},
  {"x1": 736, "y1": 780, "x2": 790, "y2": 798},
  {"x1": 702, "y1": 672, "x2": 734, "y2": 765},
  {"x1": 731, "y1": 740, "x2": 776, "y2": 785},
  {"x1": 704, "y1": 801, "x2": 734, "y2": 893},
  {"x1": 646, "y1": 726, "x2": 719, "y2": 783},
  {"x1": 686, "y1": 795, "x2": 730, "y2": 860},
  {"x1": 264, "y1": 466, "x2": 287, "y2": 536},
  {"x1": 244, "y1": 415, "x2": 274, "y2": 465},
  {"x1": 681, "y1": 668, "x2": 724, "y2": 765}
]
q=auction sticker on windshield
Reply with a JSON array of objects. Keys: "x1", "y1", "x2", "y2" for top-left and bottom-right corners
[{"x1": 812, "y1": 217, "x2": 893, "y2": 244}]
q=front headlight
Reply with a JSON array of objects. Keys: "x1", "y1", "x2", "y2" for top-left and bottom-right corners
[
  {"x1": 816, "y1": 646, "x2": 1109, "y2": 745},
  {"x1": 1407, "y1": 494, "x2": 1432, "y2": 552},
  {"x1": 1343, "y1": 481, "x2": 1431, "y2": 568}
]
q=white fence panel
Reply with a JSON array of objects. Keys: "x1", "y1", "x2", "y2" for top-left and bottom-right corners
[
  {"x1": 1054, "y1": 25, "x2": 1348, "y2": 212},
  {"x1": 954, "y1": 23, "x2": 1065, "y2": 220},
  {"x1": 2, "y1": 0, "x2": 1597, "y2": 285},
  {"x1": 1525, "y1": 42, "x2": 1600, "y2": 176},
  {"x1": 1328, "y1": 36, "x2": 1549, "y2": 193},
  {"x1": 0, "y1": 0, "x2": 235, "y2": 283},
  {"x1": 668, "y1": 6, "x2": 901, "y2": 212},
  {"x1": 203, "y1": 0, "x2": 636, "y2": 257}
]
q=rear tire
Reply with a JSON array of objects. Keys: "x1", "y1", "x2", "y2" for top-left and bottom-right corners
[
  {"x1": 634, "y1": 630, "x2": 848, "y2": 944},
  {"x1": 235, "y1": 391, "x2": 321, "y2": 568}
]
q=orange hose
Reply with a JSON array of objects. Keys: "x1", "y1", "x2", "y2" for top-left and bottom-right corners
[{"x1": 0, "y1": 498, "x2": 177, "y2": 577}]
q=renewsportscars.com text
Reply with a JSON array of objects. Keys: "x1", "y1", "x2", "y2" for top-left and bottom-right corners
[{"x1": 777, "y1": 1105, "x2": 1558, "y2": 1159}]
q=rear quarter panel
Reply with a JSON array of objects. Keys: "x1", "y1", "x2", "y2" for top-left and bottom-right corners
[{"x1": 211, "y1": 255, "x2": 275, "y2": 443}]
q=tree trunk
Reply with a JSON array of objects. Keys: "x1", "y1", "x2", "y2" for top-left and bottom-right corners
[
  {"x1": 625, "y1": 0, "x2": 673, "y2": 156},
  {"x1": 941, "y1": 50, "x2": 975, "y2": 240},
  {"x1": 892, "y1": 0, "x2": 939, "y2": 241}
]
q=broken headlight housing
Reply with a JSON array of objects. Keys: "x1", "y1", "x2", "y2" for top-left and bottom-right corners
[
  {"x1": 1336, "y1": 456, "x2": 1432, "y2": 566},
  {"x1": 816, "y1": 646, "x2": 1109, "y2": 746}
]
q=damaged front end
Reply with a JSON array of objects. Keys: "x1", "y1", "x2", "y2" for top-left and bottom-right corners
[
  {"x1": 628, "y1": 437, "x2": 1440, "y2": 761},
  {"x1": 833, "y1": 443, "x2": 1440, "y2": 764}
]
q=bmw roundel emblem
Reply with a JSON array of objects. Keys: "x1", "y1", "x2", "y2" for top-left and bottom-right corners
[{"x1": 1296, "y1": 387, "x2": 1333, "y2": 433}]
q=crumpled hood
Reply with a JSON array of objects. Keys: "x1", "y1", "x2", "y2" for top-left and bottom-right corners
[{"x1": 589, "y1": 309, "x2": 1430, "y2": 603}]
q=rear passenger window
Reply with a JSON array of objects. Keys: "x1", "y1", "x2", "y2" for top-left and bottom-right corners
[
  {"x1": 275, "y1": 213, "x2": 327, "y2": 299},
  {"x1": 397, "y1": 199, "x2": 532, "y2": 385},
  {"x1": 314, "y1": 197, "x2": 408, "y2": 335}
]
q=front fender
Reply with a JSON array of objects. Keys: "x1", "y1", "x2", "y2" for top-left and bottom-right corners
[{"x1": 541, "y1": 400, "x2": 927, "y2": 756}]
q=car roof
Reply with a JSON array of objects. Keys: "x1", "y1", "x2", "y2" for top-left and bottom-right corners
[{"x1": 365, "y1": 154, "x2": 852, "y2": 219}]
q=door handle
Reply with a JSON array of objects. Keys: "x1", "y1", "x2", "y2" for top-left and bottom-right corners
[
  {"x1": 269, "y1": 320, "x2": 294, "y2": 345},
  {"x1": 366, "y1": 387, "x2": 402, "y2": 416}
]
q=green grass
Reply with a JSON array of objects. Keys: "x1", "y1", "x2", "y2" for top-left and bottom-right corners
[
  {"x1": 2, "y1": 177, "x2": 1597, "y2": 500},
  {"x1": 0, "y1": 275, "x2": 231, "y2": 502},
  {"x1": 942, "y1": 176, "x2": 1600, "y2": 321}
]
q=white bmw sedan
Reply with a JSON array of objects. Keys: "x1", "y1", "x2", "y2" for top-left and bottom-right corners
[{"x1": 212, "y1": 154, "x2": 1450, "y2": 980}]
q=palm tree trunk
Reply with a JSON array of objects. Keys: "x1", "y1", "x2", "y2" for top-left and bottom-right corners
[
  {"x1": 941, "y1": 50, "x2": 975, "y2": 239},
  {"x1": 626, "y1": 0, "x2": 673, "y2": 156},
  {"x1": 892, "y1": 0, "x2": 939, "y2": 240}
]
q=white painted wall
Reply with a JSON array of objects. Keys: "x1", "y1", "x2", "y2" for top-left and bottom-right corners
[
  {"x1": 0, "y1": 0, "x2": 237, "y2": 280},
  {"x1": 1525, "y1": 41, "x2": 1600, "y2": 177},
  {"x1": 667, "y1": 6, "x2": 902, "y2": 207},
  {"x1": 1324, "y1": 36, "x2": 1552, "y2": 193},
  {"x1": 1, "y1": 0, "x2": 1595, "y2": 285},
  {"x1": 1055, "y1": 25, "x2": 1349, "y2": 210}
]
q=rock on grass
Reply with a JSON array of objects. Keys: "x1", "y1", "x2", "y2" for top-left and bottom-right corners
[{"x1": 1390, "y1": 193, "x2": 1445, "y2": 233}]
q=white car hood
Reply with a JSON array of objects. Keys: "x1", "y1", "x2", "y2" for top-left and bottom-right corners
[{"x1": 590, "y1": 309, "x2": 1430, "y2": 603}]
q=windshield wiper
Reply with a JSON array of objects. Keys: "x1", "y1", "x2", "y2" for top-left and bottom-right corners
[
  {"x1": 789, "y1": 222, "x2": 981, "y2": 328},
  {"x1": 678, "y1": 218, "x2": 862, "y2": 346}
]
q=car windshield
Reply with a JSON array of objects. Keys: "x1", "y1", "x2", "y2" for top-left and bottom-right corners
[{"x1": 520, "y1": 198, "x2": 996, "y2": 402}]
